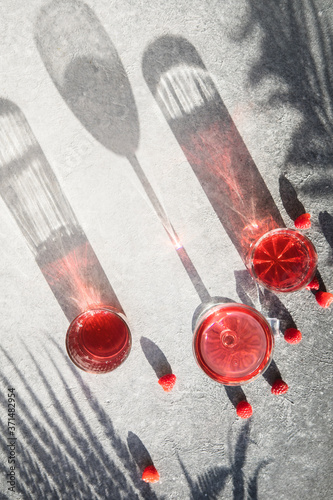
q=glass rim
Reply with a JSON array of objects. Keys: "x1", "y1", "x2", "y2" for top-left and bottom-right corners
[
  {"x1": 193, "y1": 302, "x2": 275, "y2": 386},
  {"x1": 66, "y1": 306, "x2": 131, "y2": 373},
  {"x1": 247, "y1": 227, "x2": 318, "y2": 293}
]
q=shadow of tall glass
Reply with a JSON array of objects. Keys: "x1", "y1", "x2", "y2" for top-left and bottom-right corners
[
  {"x1": 142, "y1": 35, "x2": 318, "y2": 293},
  {"x1": 0, "y1": 98, "x2": 130, "y2": 372}
]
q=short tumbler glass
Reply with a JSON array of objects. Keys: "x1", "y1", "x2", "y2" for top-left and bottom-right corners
[
  {"x1": 247, "y1": 228, "x2": 317, "y2": 293},
  {"x1": 66, "y1": 307, "x2": 131, "y2": 373}
]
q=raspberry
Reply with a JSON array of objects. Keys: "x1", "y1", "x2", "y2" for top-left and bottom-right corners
[
  {"x1": 158, "y1": 374, "x2": 176, "y2": 392},
  {"x1": 315, "y1": 291, "x2": 333, "y2": 308},
  {"x1": 271, "y1": 379, "x2": 289, "y2": 395},
  {"x1": 236, "y1": 401, "x2": 253, "y2": 419},
  {"x1": 294, "y1": 213, "x2": 311, "y2": 229},
  {"x1": 142, "y1": 465, "x2": 160, "y2": 483},
  {"x1": 305, "y1": 276, "x2": 320, "y2": 290},
  {"x1": 284, "y1": 328, "x2": 302, "y2": 344}
]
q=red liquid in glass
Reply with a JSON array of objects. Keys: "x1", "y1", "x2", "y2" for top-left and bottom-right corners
[
  {"x1": 66, "y1": 308, "x2": 131, "y2": 373},
  {"x1": 249, "y1": 229, "x2": 317, "y2": 292},
  {"x1": 193, "y1": 303, "x2": 274, "y2": 386}
]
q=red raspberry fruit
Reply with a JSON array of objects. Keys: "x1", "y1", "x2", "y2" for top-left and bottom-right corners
[
  {"x1": 294, "y1": 213, "x2": 311, "y2": 229},
  {"x1": 236, "y1": 401, "x2": 253, "y2": 419},
  {"x1": 315, "y1": 291, "x2": 333, "y2": 308},
  {"x1": 284, "y1": 328, "x2": 302, "y2": 344},
  {"x1": 142, "y1": 465, "x2": 160, "y2": 483},
  {"x1": 158, "y1": 374, "x2": 176, "y2": 392},
  {"x1": 271, "y1": 379, "x2": 289, "y2": 395},
  {"x1": 305, "y1": 276, "x2": 320, "y2": 290}
]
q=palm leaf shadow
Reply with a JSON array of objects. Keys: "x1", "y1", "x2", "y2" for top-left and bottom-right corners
[
  {"x1": 179, "y1": 420, "x2": 271, "y2": 500},
  {"x1": 50, "y1": 346, "x2": 271, "y2": 500},
  {"x1": 0, "y1": 340, "x2": 268, "y2": 500},
  {"x1": 0, "y1": 343, "x2": 161, "y2": 499},
  {"x1": 0, "y1": 372, "x2": 96, "y2": 498},
  {"x1": 237, "y1": 0, "x2": 333, "y2": 173},
  {"x1": 247, "y1": 460, "x2": 271, "y2": 500},
  {"x1": 50, "y1": 340, "x2": 161, "y2": 500},
  {"x1": 0, "y1": 340, "x2": 272, "y2": 499},
  {"x1": 179, "y1": 456, "x2": 229, "y2": 500}
]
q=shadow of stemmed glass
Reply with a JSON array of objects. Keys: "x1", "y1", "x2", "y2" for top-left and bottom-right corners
[
  {"x1": 35, "y1": 0, "x2": 216, "y2": 309},
  {"x1": 35, "y1": 0, "x2": 180, "y2": 246},
  {"x1": 0, "y1": 98, "x2": 122, "y2": 322},
  {"x1": 36, "y1": 0, "x2": 139, "y2": 158}
]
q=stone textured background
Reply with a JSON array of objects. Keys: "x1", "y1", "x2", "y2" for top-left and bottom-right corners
[{"x1": 0, "y1": 0, "x2": 332, "y2": 499}]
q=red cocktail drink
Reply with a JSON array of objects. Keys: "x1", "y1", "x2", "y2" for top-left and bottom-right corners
[
  {"x1": 193, "y1": 303, "x2": 274, "y2": 386},
  {"x1": 248, "y1": 229, "x2": 317, "y2": 292},
  {"x1": 66, "y1": 308, "x2": 131, "y2": 373}
]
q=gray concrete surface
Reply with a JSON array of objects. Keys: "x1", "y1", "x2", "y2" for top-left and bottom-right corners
[{"x1": 0, "y1": 0, "x2": 332, "y2": 499}]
